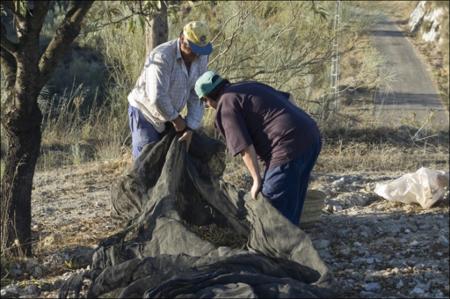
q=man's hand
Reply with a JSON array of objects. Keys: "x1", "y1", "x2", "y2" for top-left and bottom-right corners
[
  {"x1": 250, "y1": 178, "x2": 262, "y2": 200},
  {"x1": 241, "y1": 145, "x2": 262, "y2": 200},
  {"x1": 172, "y1": 115, "x2": 187, "y2": 132},
  {"x1": 178, "y1": 129, "x2": 193, "y2": 150}
]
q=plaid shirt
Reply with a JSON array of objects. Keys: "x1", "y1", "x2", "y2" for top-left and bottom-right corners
[{"x1": 128, "y1": 39, "x2": 207, "y2": 133}]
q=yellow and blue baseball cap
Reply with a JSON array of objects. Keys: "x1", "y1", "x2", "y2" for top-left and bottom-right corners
[{"x1": 183, "y1": 21, "x2": 213, "y2": 55}]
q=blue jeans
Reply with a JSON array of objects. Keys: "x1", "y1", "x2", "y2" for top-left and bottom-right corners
[
  {"x1": 128, "y1": 105, "x2": 161, "y2": 159},
  {"x1": 262, "y1": 139, "x2": 321, "y2": 225}
]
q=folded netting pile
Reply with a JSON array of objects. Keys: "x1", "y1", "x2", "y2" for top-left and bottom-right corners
[{"x1": 59, "y1": 130, "x2": 335, "y2": 298}]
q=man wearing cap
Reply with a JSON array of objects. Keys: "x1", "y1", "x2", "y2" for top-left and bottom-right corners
[
  {"x1": 195, "y1": 71, "x2": 322, "y2": 226},
  {"x1": 127, "y1": 21, "x2": 213, "y2": 159}
]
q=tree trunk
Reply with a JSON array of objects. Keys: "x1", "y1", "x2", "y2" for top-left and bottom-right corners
[
  {"x1": 1, "y1": 100, "x2": 42, "y2": 256},
  {"x1": 145, "y1": 0, "x2": 168, "y2": 56},
  {"x1": 0, "y1": 0, "x2": 92, "y2": 257}
]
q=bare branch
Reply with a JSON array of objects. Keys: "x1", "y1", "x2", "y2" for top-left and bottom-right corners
[
  {"x1": 38, "y1": 1, "x2": 94, "y2": 88},
  {"x1": 82, "y1": 13, "x2": 135, "y2": 34}
]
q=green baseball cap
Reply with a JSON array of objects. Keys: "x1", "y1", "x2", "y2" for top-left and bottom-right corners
[{"x1": 195, "y1": 71, "x2": 224, "y2": 99}]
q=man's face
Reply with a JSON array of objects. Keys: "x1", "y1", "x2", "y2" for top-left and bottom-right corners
[
  {"x1": 180, "y1": 35, "x2": 198, "y2": 62},
  {"x1": 203, "y1": 96, "x2": 217, "y2": 109}
]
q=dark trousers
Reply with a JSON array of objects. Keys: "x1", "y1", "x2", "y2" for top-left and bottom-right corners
[{"x1": 262, "y1": 139, "x2": 321, "y2": 225}]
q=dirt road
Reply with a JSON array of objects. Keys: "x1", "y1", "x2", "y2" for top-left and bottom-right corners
[{"x1": 370, "y1": 17, "x2": 448, "y2": 129}]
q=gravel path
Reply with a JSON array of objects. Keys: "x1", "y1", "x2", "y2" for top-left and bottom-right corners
[{"x1": 1, "y1": 164, "x2": 448, "y2": 298}]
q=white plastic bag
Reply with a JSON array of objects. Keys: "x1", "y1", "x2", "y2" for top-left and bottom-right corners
[{"x1": 374, "y1": 167, "x2": 449, "y2": 209}]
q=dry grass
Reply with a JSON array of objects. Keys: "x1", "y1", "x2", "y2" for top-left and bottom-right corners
[{"x1": 317, "y1": 139, "x2": 448, "y2": 173}]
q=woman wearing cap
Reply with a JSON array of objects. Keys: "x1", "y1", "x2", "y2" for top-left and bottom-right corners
[
  {"x1": 195, "y1": 71, "x2": 322, "y2": 226},
  {"x1": 127, "y1": 21, "x2": 213, "y2": 159}
]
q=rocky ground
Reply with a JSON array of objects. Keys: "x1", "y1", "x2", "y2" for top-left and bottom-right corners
[{"x1": 0, "y1": 162, "x2": 448, "y2": 298}]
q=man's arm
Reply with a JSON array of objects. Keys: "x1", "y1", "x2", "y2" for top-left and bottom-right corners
[
  {"x1": 185, "y1": 88, "x2": 205, "y2": 130},
  {"x1": 185, "y1": 56, "x2": 207, "y2": 130},
  {"x1": 144, "y1": 53, "x2": 179, "y2": 123},
  {"x1": 241, "y1": 145, "x2": 262, "y2": 200}
]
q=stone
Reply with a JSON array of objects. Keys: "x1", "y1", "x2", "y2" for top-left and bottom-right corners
[
  {"x1": 363, "y1": 282, "x2": 381, "y2": 292},
  {"x1": 409, "y1": 240, "x2": 419, "y2": 246},
  {"x1": 410, "y1": 286, "x2": 425, "y2": 295},
  {"x1": 340, "y1": 247, "x2": 351, "y2": 256},
  {"x1": 41, "y1": 233, "x2": 63, "y2": 247},
  {"x1": 315, "y1": 239, "x2": 330, "y2": 249},
  {"x1": 10, "y1": 266, "x2": 22, "y2": 278},
  {"x1": 31, "y1": 266, "x2": 43, "y2": 278},
  {"x1": 22, "y1": 285, "x2": 41, "y2": 297},
  {"x1": 1, "y1": 285, "x2": 20, "y2": 298},
  {"x1": 396, "y1": 280, "x2": 404, "y2": 289},
  {"x1": 333, "y1": 205, "x2": 343, "y2": 212},
  {"x1": 438, "y1": 235, "x2": 449, "y2": 246},
  {"x1": 359, "y1": 291, "x2": 378, "y2": 297}
]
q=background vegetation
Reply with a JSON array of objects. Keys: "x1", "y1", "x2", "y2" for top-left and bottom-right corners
[{"x1": 1, "y1": 1, "x2": 448, "y2": 177}]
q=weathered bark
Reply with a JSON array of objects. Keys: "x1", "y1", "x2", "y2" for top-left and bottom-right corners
[
  {"x1": 145, "y1": 0, "x2": 168, "y2": 56},
  {"x1": 1, "y1": 101, "x2": 42, "y2": 256},
  {"x1": 1, "y1": 1, "x2": 43, "y2": 255},
  {"x1": 0, "y1": 0, "x2": 93, "y2": 256}
]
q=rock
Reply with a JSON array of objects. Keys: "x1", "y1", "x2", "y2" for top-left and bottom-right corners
[
  {"x1": 410, "y1": 286, "x2": 425, "y2": 295},
  {"x1": 43, "y1": 207, "x2": 56, "y2": 215},
  {"x1": 323, "y1": 204, "x2": 334, "y2": 213},
  {"x1": 340, "y1": 247, "x2": 351, "y2": 256},
  {"x1": 363, "y1": 282, "x2": 381, "y2": 292},
  {"x1": 360, "y1": 231, "x2": 369, "y2": 238},
  {"x1": 39, "y1": 283, "x2": 54, "y2": 292},
  {"x1": 315, "y1": 239, "x2": 331, "y2": 249},
  {"x1": 41, "y1": 233, "x2": 63, "y2": 247},
  {"x1": 333, "y1": 204, "x2": 343, "y2": 212},
  {"x1": 409, "y1": 240, "x2": 419, "y2": 246},
  {"x1": 333, "y1": 192, "x2": 377, "y2": 209},
  {"x1": 438, "y1": 235, "x2": 449, "y2": 246},
  {"x1": 1, "y1": 285, "x2": 20, "y2": 298},
  {"x1": 331, "y1": 177, "x2": 346, "y2": 188},
  {"x1": 10, "y1": 265, "x2": 22, "y2": 278},
  {"x1": 21, "y1": 285, "x2": 41, "y2": 297},
  {"x1": 31, "y1": 266, "x2": 43, "y2": 278},
  {"x1": 396, "y1": 280, "x2": 404, "y2": 289},
  {"x1": 63, "y1": 246, "x2": 94, "y2": 269},
  {"x1": 359, "y1": 291, "x2": 378, "y2": 297}
]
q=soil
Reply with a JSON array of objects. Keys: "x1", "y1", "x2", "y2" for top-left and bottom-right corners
[{"x1": 1, "y1": 161, "x2": 448, "y2": 298}]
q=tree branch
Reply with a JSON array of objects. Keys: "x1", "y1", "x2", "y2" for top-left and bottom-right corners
[
  {"x1": 38, "y1": 1, "x2": 93, "y2": 88},
  {"x1": 0, "y1": 1, "x2": 19, "y2": 55},
  {"x1": 0, "y1": 47, "x2": 17, "y2": 85},
  {"x1": 0, "y1": 22, "x2": 19, "y2": 54},
  {"x1": 0, "y1": 47, "x2": 17, "y2": 111},
  {"x1": 1, "y1": 0, "x2": 26, "y2": 25},
  {"x1": 27, "y1": 1, "x2": 50, "y2": 36}
]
